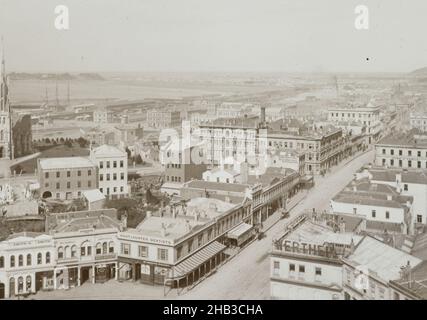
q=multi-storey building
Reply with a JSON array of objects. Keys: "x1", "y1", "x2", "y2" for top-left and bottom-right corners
[
  {"x1": 375, "y1": 133, "x2": 427, "y2": 170},
  {"x1": 270, "y1": 214, "x2": 362, "y2": 300},
  {"x1": 116, "y1": 197, "x2": 252, "y2": 287},
  {"x1": 38, "y1": 157, "x2": 98, "y2": 200},
  {"x1": 93, "y1": 109, "x2": 114, "y2": 124},
  {"x1": 356, "y1": 167, "x2": 427, "y2": 229},
  {"x1": 328, "y1": 105, "x2": 382, "y2": 143},
  {"x1": 330, "y1": 178, "x2": 413, "y2": 235},
  {"x1": 146, "y1": 110, "x2": 180, "y2": 129},
  {"x1": 89, "y1": 144, "x2": 128, "y2": 199},
  {"x1": 410, "y1": 112, "x2": 427, "y2": 132}
]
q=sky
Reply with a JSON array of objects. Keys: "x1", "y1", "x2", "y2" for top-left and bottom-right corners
[{"x1": 0, "y1": 0, "x2": 426, "y2": 73}]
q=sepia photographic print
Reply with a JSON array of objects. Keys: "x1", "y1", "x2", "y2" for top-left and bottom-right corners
[{"x1": 1, "y1": 0, "x2": 427, "y2": 310}]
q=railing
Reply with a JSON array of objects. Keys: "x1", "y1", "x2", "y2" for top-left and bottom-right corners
[{"x1": 57, "y1": 257, "x2": 79, "y2": 264}]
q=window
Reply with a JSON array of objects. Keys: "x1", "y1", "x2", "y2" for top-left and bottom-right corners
[
  {"x1": 382, "y1": 149, "x2": 386, "y2": 155},
  {"x1": 46, "y1": 252, "x2": 51, "y2": 264},
  {"x1": 157, "y1": 248, "x2": 168, "y2": 261},
  {"x1": 417, "y1": 215, "x2": 422, "y2": 223},
  {"x1": 18, "y1": 255, "x2": 23, "y2": 267},
  {"x1": 96, "y1": 243, "x2": 102, "y2": 255},
  {"x1": 390, "y1": 149, "x2": 394, "y2": 155},
  {"x1": 408, "y1": 150, "x2": 412, "y2": 156},
  {"x1": 386, "y1": 211, "x2": 390, "y2": 219},
  {"x1": 0, "y1": 256, "x2": 3, "y2": 268},
  {"x1": 71, "y1": 245, "x2": 77, "y2": 258},
  {"x1": 77, "y1": 170, "x2": 81, "y2": 176},
  {"x1": 120, "y1": 160, "x2": 124, "y2": 168},
  {"x1": 109, "y1": 242, "x2": 114, "y2": 253},
  {"x1": 26, "y1": 254, "x2": 31, "y2": 266},
  {"x1": 121, "y1": 243, "x2": 130, "y2": 255},
  {"x1": 390, "y1": 159, "x2": 394, "y2": 166},
  {"x1": 106, "y1": 161, "x2": 110, "y2": 168},
  {"x1": 56, "y1": 182, "x2": 60, "y2": 189},
  {"x1": 113, "y1": 161, "x2": 117, "y2": 168},
  {"x1": 107, "y1": 174, "x2": 110, "y2": 181},
  {"x1": 56, "y1": 172, "x2": 60, "y2": 178},
  {"x1": 45, "y1": 172, "x2": 49, "y2": 179},
  {"x1": 408, "y1": 160, "x2": 412, "y2": 168},
  {"x1": 67, "y1": 181, "x2": 71, "y2": 189},
  {"x1": 58, "y1": 247, "x2": 64, "y2": 259},
  {"x1": 418, "y1": 161, "x2": 421, "y2": 168},
  {"x1": 372, "y1": 210, "x2": 376, "y2": 218},
  {"x1": 315, "y1": 267, "x2": 322, "y2": 276},
  {"x1": 113, "y1": 173, "x2": 117, "y2": 180},
  {"x1": 399, "y1": 150, "x2": 402, "y2": 156},
  {"x1": 418, "y1": 151, "x2": 421, "y2": 157},
  {"x1": 81, "y1": 246, "x2": 86, "y2": 256},
  {"x1": 399, "y1": 159, "x2": 402, "y2": 167},
  {"x1": 100, "y1": 174, "x2": 104, "y2": 181},
  {"x1": 121, "y1": 173, "x2": 125, "y2": 180},
  {"x1": 10, "y1": 255, "x2": 15, "y2": 267},
  {"x1": 404, "y1": 184, "x2": 408, "y2": 191},
  {"x1": 100, "y1": 161, "x2": 104, "y2": 169},
  {"x1": 273, "y1": 261, "x2": 280, "y2": 276},
  {"x1": 299, "y1": 265, "x2": 305, "y2": 273},
  {"x1": 138, "y1": 246, "x2": 148, "y2": 257},
  {"x1": 67, "y1": 171, "x2": 71, "y2": 177},
  {"x1": 88, "y1": 169, "x2": 92, "y2": 176}
]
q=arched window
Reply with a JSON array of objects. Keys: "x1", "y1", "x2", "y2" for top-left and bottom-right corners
[
  {"x1": 0, "y1": 256, "x2": 4, "y2": 268},
  {"x1": 64, "y1": 246, "x2": 70, "y2": 258},
  {"x1": 37, "y1": 253, "x2": 42, "y2": 265},
  {"x1": 18, "y1": 276, "x2": 24, "y2": 293},
  {"x1": 10, "y1": 255, "x2": 15, "y2": 268},
  {"x1": 9, "y1": 278, "x2": 15, "y2": 296},
  {"x1": 102, "y1": 242, "x2": 107, "y2": 255},
  {"x1": 46, "y1": 252, "x2": 51, "y2": 264},
  {"x1": 71, "y1": 245, "x2": 77, "y2": 258},
  {"x1": 26, "y1": 254, "x2": 32, "y2": 266},
  {"x1": 26, "y1": 276, "x2": 32, "y2": 292},
  {"x1": 18, "y1": 255, "x2": 23, "y2": 267},
  {"x1": 57, "y1": 247, "x2": 64, "y2": 259},
  {"x1": 96, "y1": 243, "x2": 102, "y2": 255},
  {"x1": 108, "y1": 241, "x2": 114, "y2": 254}
]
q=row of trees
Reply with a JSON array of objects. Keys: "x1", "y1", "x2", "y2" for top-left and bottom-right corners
[{"x1": 35, "y1": 137, "x2": 90, "y2": 148}]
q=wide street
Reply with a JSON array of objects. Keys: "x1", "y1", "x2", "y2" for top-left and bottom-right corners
[
  {"x1": 179, "y1": 148, "x2": 375, "y2": 300},
  {"x1": 27, "y1": 149, "x2": 374, "y2": 300}
]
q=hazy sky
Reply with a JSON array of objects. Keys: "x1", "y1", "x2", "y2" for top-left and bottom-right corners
[{"x1": 0, "y1": 0, "x2": 426, "y2": 73}]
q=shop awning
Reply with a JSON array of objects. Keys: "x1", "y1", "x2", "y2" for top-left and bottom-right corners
[
  {"x1": 170, "y1": 241, "x2": 226, "y2": 279},
  {"x1": 227, "y1": 222, "x2": 253, "y2": 240}
]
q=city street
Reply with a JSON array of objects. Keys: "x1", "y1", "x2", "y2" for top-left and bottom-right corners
[
  {"x1": 26, "y1": 149, "x2": 374, "y2": 300},
  {"x1": 179, "y1": 149, "x2": 375, "y2": 300}
]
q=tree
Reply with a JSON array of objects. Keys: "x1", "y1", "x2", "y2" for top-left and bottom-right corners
[
  {"x1": 64, "y1": 139, "x2": 73, "y2": 148},
  {"x1": 134, "y1": 154, "x2": 143, "y2": 164},
  {"x1": 125, "y1": 147, "x2": 131, "y2": 159},
  {"x1": 77, "y1": 137, "x2": 89, "y2": 148}
]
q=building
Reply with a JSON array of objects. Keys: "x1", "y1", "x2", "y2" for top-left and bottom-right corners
[
  {"x1": 356, "y1": 167, "x2": 427, "y2": 229},
  {"x1": 38, "y1": 157, "x2": 98, "y2": 200},
  {"x1": 202, "y1": 167, "x2": 240, "y2": 184},
  {"x1": 146, "y1": 110, "x2": 180, "y2": 129},
  {"x1": 375, "y1": 132, "x2": 427, "y2": 170},
  {"x1": 342, "y1": 236, "x2": 422, "y2": 300},
  {"x1": 0, "y1": 233, "x2": 55, "y2": 299},
  {"x1": 215, "y1": 102, "x2": 255, "y2": 119},
  {"x1": 267, "y1": 122, "x2": 345, "y2": 175},
  {"x1": 89, "y1": 144, "x2": 129, "y2": 199},
  {"x1": 267, "y1": 150, "x2": 306, "y2": 177},
  {"x1": 410, "y1": 112, "x2": 427, "y2": 132},
  {"x1": 46, "y1": 209, "x2": 122, "y2": 291},
  {"x1": 113, "y1": 123, "x2": 144, "y2": 147},
  {"x1": 330, "y1": 178, "x2": 413, "y2": 235},
  {"x1": 93, "y1": 108, "x2": 114, "y2": 124},
  {"x1": 270, "y1": 214, "x2": 363, "y2": 300},
  {"x1": 116, "y1": 197, "x2": 252, "y2": 288},
  {"x1": 328, "y1": 104, "x2": 382, "y2": 143}
]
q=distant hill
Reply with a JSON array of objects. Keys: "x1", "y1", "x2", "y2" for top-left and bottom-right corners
[
  {"x1": 8, "y1": 72, "x2": 105, "y2": 81},
  {"x1": 410, "y1": 67, "x2": 427, "y2": 76}
]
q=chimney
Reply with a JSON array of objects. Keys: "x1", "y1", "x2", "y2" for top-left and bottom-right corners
[{"x1": 260, "y1": 106, "x2": 266, "y2": 125}]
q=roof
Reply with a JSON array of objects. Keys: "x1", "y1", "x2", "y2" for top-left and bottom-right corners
[
  {"x1": 227, "y1": 222, "x2": 253, "y2": 239},
  {"x1": 347, "y1": 236, "x2": 422, "y2": 281},
  {"x1": 91, "y1": 144, "x2": 126, "y2": 157},
  {"x1": 184, "y1": 180, "x2": 250, "y2": 193},
  {"x1": 83, "y1": 189, "x2": 106, "y2": 202},
  {"x1": 393, "y1": 260, "x2": 427, "y2": 299},
  {"x1": 283, "y1": 220, "x2": 362, "y2": 247},
  {"x1": 369, "y1": 167, "x2": 427, "y2": 185},
  {"x1": 39, "y1": 157, "x2": 95, "y2": 170},
  {"x1": 376, "y1": 132, "x2": 427, "y2": 148},
  {"x1": 171, "y1": 241, "x2": 227, "y2": 278}
]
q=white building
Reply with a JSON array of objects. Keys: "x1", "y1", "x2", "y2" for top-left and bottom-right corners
[
  {"x1": 90, "y1": 144, "x2": 129, "y2": 199},
  {"x1": 330, "y1": 178, "x2": 413, "y2": 235},
  {"x1": 410, "y1": 112, "x2": 427, "y2": 132},
  {"x1": 270, "y1": 215, "x2": 362, "y2": 300},
  {"x1": 375, "y1": 133, "x2": 427, "y2": 170}
]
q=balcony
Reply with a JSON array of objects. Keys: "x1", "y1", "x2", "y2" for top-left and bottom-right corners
[{"x1": 57, "y1": 257, "x2": 79, "y2": 264}]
